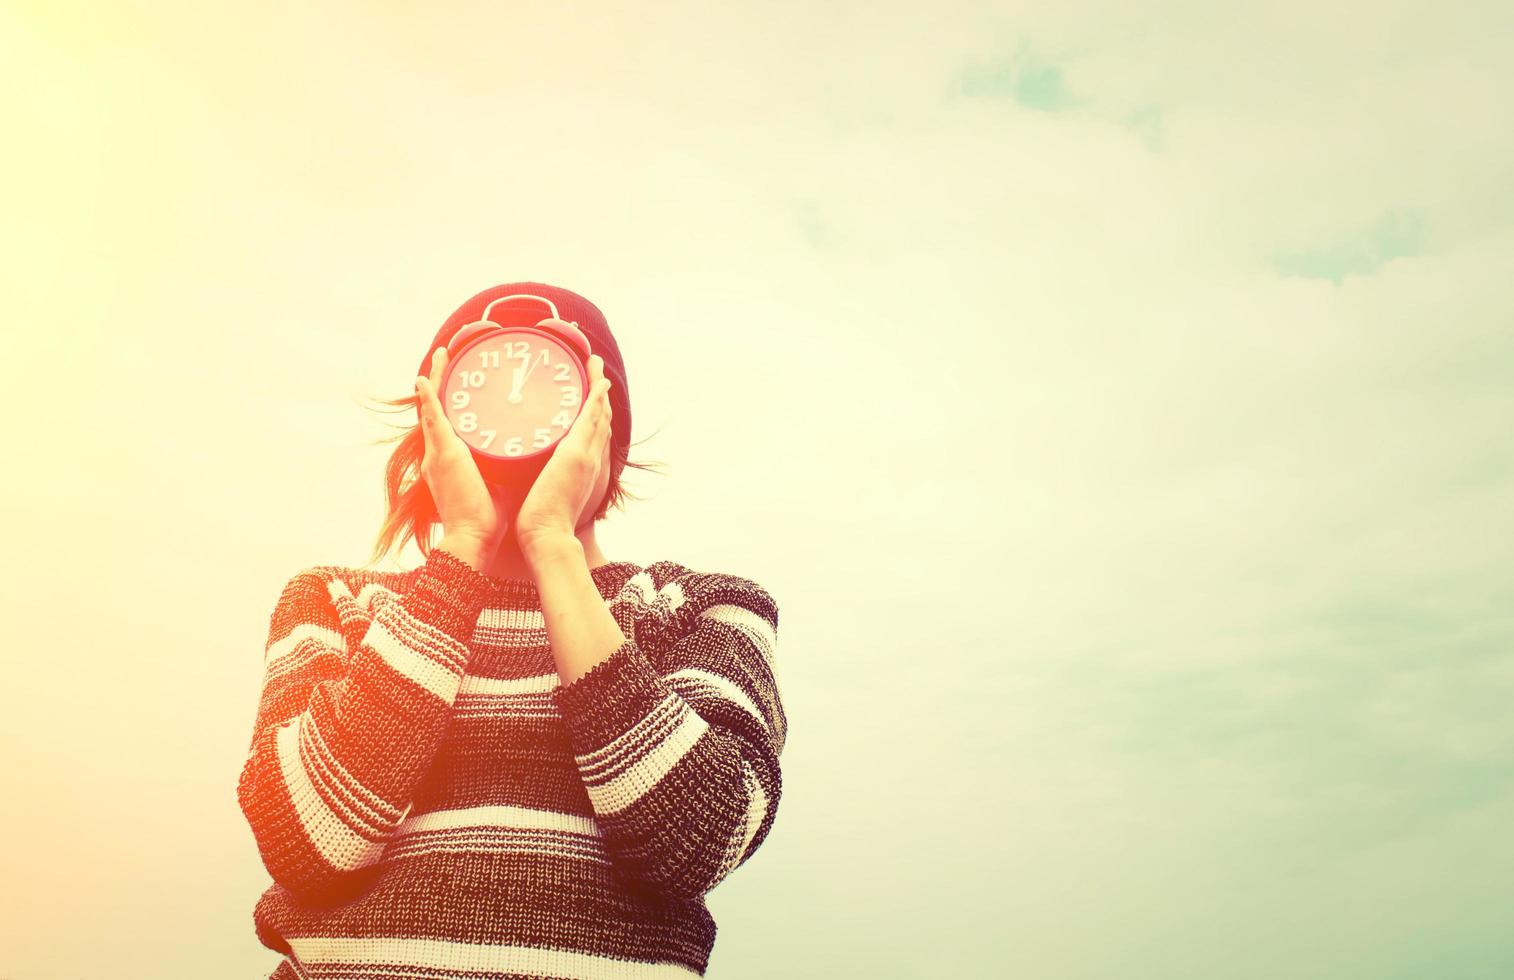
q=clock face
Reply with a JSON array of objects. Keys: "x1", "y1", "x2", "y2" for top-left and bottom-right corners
[{"x1": 440, "y1": 329, "x2": 587, "y2": 459}]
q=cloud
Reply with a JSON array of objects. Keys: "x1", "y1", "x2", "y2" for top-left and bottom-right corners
[
  {"x1": 791, "y1": 199, "x2": 835, "y2": 249},
  {"x1": 952, "y1": 52, "x2": 1075, "y2": 112},
  {"x1": 1273, "y1": 209, "x2": 1428, "y2": 282}
]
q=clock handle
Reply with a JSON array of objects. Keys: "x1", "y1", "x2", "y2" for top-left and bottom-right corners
[
  {"x1": 448, "y1": 293, "x2": 593, "y2": 363},
  {"x1": 481, "y1": 294, "x2": 564, "y2": 324},
  {"x1": 480, "y1": 294, "x2": 593, "y2": 362}
]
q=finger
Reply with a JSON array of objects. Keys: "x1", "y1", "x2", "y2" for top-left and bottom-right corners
[
  {"x1": 417, "y1": 350, "x2": 442, "y2": 423},
  {"x1": 430, "y1": 346, "x2": 447, "y2": 395},
  {"x1": 589, "y1": 379, "x2": 613, "y2": 441},
  {"x1": 564, "y1": 379, "x2": 608, "y2": 450},
  {"x1": 415, "y1": 376, "x2": 434, "y2": 459},
  {"x1": 416, "y1": 376, "x2": 440, "y2": 431},
  {"x1": 416, "y1": 375, "x2": 458, "y2": 451},
  {"x1": 591, "y1": 393, "x2": 613, "y2": 463}
]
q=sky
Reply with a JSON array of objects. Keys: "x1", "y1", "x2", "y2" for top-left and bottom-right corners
[{"x1": 2, "y1": 1, "x2": 1512, "y2": 977}]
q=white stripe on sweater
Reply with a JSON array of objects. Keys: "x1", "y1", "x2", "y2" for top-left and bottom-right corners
[
  {"x1": 300, "y1": 710, "x2": 401, "y2": 833},
  {"x1": 699, "y1": 603, "x2": 776, "y2": 662},
  {"x1": 275, "y1": 720, "x2": 386, "y2": 872},
  {"x1": 736, "y1": 758, "x2": 768, "y2": 863},
  {"x1": 284, "y1": 936, "x2": 702, "y2": 978},
  {"x1": 660, "y1": 578, "x2": 688, "y2": 612},
  {"x1": 711, "y1": 759, "x2": 767, "y2": 887},
  {"x1": 457, "y1": 671, "x2": 559, "y2": 696},
  {"x1": 453, "y1": 673, "x2": 561, "y2": 718},
  {"x1": 664, "y1": 667, "x2": 769, "y2": 732},
  {"x1": 575, "y1": 695, "x2": 710, "y2": 816},
  {"x1": 384, "y1": 836, "x2": 611, "y2": 865},
  {"x1": 326, "y1": 577, "x2": 397, "y2": 616},
  {"x1": 618, "y1": 571, "x2": 688, "y2": 616},
  {"x1": 387, "y1": 804, "x2": 611, "y2": 864},
  {"x1": 476, "y1": 605, "x2": 547, "y2": 631},
  {"x1": 365, "y1": 610, "x2": 465, "y2": 702},
  {"x1": 265, "y1": 624, "x2": 346, "y2": 674},
  {"x1": 624, "y1": 571, "x2": 656, "y2": 604},
  {"x1": 396, "y1": 803, "x2": 601, "y2": 838}
]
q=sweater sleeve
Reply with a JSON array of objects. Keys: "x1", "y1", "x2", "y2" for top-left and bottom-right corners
[
  {"x1": 551, "y1": 569, "x2": 785, "y2": 903},
  {"x1": 236, "y1": 548, "x2": 494, "y2": 907}
]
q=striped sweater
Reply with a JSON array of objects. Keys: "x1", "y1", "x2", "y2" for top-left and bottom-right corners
[{"x1": 236, "y1": 548, "x2": 785, "y2": 979}]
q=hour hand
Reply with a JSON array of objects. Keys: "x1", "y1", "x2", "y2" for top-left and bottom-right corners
[{"x1": 506, "y1": 363, "x2": 525, "y2": 403}]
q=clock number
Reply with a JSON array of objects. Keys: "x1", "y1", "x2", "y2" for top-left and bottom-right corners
[
  {"x1": 450, "y1": 390, "x2": 470, "y2": 409},
  {"x1": 559, "y1": 386, "x2": 580, "y2": 408},
  {"x1": 477, "y1": 349, "x2": 500, "y2": 369},
  {"x1": 503, "y1": 435, "x2": 524, "y2": 456},
  {"x1": 551, "y1": 410, "x2": 573, "y2": 428},
  {"x1": 460, "y1": 370, "x2": 486, "y2": 388},
  {"x1": 532, "y1": 427, "x2": 553, "y2": 449},
  {"x1": 457, "y1": 411, "x2": 478, "y2": 433},
  {"x1": 553, "y1": 362, "x2": 571, "y2": 382},
  {"x1": 505, "y1": 341, "x2": 529, "y2": 360},
  {"x1": 479, "y1": 429, "x2": 496, "y2": 449}
]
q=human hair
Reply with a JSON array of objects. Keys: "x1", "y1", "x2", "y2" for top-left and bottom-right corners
[{"x1": 358, "y1": 386, "x2": 666, "y2": 568}]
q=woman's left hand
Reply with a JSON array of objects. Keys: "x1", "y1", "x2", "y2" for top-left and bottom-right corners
[{"x1": 514, "y1": 353, "x2": 614, "y2": 555}]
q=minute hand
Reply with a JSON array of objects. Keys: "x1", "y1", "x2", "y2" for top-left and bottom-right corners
[{"x1": 520, "y1": 348, "x2": 547, "y2": 385}]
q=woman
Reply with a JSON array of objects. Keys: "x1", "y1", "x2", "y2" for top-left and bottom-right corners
[{"x1": 236, "y1": 282, "x2": 786, "y2": 979}]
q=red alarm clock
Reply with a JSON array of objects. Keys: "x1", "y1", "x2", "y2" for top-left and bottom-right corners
[{"x1": 438, "y1": 294, "x2": 594, "y2": 492}]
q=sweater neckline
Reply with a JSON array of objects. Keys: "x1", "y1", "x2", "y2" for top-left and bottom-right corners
[{"x1": 418, "y1": 556, "x2": 642, "y2": 606}]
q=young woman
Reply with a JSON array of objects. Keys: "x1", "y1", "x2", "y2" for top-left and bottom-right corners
[{"x1": 236, "y1": 282, "x2": 786, "y2": 979}]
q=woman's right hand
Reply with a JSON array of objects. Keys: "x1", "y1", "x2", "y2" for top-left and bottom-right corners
[{"x1": 415, "y1": 345, "x2": 510, "y2": 551}]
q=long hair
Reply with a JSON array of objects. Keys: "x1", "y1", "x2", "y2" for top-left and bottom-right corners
[{"x1": 358, "y1": 387, "x2": 666, "y2": 568}]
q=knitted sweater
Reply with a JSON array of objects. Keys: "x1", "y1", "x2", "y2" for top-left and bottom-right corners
[{"x1": 237, "y1": 548, "x2": 784, "y2": 979}]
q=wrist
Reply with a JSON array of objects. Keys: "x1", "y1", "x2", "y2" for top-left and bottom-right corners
[
  {"x1": 437, "y1": 532, "x2": 495, "y2": 571},
  {"x1": 521, "y1": 532, "x2": 582, "y2": 570}
]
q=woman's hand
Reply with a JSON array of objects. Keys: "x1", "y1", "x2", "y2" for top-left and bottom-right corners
[
  {"x1": 415, "y1": 345, "x2": 513, "y2": 549},
  {"x1": 514, "y1": 353, "x2": 614, "y2": 555}
]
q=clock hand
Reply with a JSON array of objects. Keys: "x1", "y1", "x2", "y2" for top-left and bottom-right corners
[
  {"x1": 506, "y1": 362, "x2": 526, "y2": 402},
  {"x1": 521, "y1": 348, "x2": 547, "y2": 385}
]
